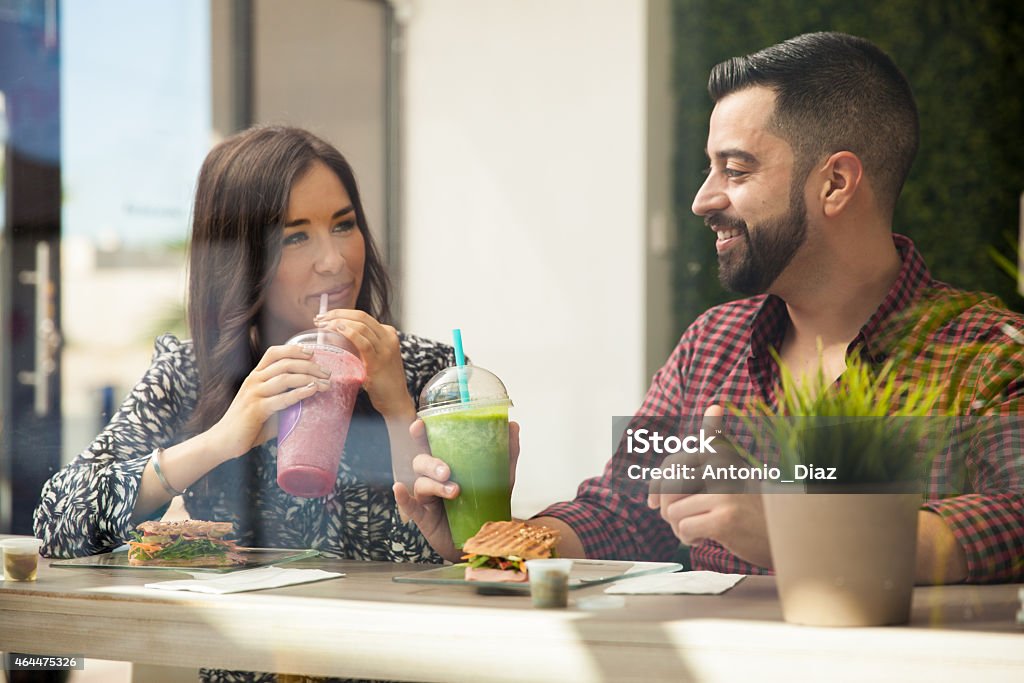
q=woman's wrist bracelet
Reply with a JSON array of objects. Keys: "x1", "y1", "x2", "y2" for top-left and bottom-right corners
[{"x1": 151, "y1": 447, "x2": 185, "y2": 497}]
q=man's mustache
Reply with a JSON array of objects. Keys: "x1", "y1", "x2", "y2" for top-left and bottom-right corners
[{"x1": 704, "y1": 213, "x2": 747, "y2": 232}]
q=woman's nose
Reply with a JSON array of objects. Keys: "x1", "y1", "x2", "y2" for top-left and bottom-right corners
[{"x1": 313, "y1": 237, "x2": 345, "y2": 274}]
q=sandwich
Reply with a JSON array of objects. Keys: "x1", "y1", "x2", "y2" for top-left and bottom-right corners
[
  {"x1": 461, "y1": 521, "x2": 559, "y2": 582},
  {"x1": 127, "y1": 520, "x2": 245, "y2": 567}
]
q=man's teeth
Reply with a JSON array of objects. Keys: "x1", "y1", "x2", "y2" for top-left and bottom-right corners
[{"x1": 717, "y1": 229, "x2": 742, "y2": 240}]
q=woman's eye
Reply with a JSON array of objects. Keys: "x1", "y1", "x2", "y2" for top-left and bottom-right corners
[
  {"x1": 282, "y1": 231, "x2": 307, "y2": 246},
  {"x1": 333, "y1": 219, "x2": 357, "y2": 233}
]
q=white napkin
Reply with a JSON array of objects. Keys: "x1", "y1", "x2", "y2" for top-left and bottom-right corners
[
  {"x1": 604, "y1": 570, "x2": 744, "y2": 595},
  {"x1": 144, "y1": 566, "x2": 343, "y2": 594}
]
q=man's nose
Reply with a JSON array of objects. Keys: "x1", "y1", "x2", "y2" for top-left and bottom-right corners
[{"x1": 691, "y1": 172, "x2": 728, "y2": 217}]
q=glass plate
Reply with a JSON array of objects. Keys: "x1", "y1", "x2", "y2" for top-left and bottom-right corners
[
  {"x1": 392, "y1": 559, "x2": 682, "y2": 592},
  {"x1": 49, "y1": 547, "x2": 319, "y2": 573}
]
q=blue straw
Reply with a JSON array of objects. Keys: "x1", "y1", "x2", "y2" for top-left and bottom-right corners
[{"x1": 452, "y1": 328, "x2": 471, "y2": 404}]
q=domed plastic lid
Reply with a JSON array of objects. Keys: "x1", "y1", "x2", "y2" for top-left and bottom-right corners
[
  {"x1": 286, "y1": 329, "x2": 360, "y2": 358},
  {"x1": 417, "y1": 365, "x2": 511, "y2": 418}
]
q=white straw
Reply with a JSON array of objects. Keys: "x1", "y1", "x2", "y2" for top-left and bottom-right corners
[{"x1": 317, "y1": 293, "x2": 328, "y2": 345}]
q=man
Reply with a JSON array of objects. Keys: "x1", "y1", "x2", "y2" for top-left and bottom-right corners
[{"x1": 395, "y1": 32, "x2": 1024, "y2": 584}]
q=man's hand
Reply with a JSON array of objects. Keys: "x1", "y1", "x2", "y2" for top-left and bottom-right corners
[
  {"x1": 647, "y1": 405, "x2": 773, "y2": 569},
  {"x1": 393, "y1": 419, "x2": 520, "y2": 563},
  {"x1": 660, "y1": 492, "x2": 772, "y2": 568}
]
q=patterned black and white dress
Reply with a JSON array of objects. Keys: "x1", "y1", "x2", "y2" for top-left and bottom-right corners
[{"x1": 34, "y1": 332, "x2": 454, "y2": 683}]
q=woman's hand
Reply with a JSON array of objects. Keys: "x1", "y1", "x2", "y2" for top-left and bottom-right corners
[
  {"x1": 314, "y1": 309, "x2": 413, "y2": 418},
  {"x1": 206, "y1": 344, "x2": 332, "y2": 462}
]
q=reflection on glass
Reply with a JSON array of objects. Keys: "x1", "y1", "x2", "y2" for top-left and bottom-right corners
[{"x1": 60, "y1": 1, "x2": 210, "y2": 465}]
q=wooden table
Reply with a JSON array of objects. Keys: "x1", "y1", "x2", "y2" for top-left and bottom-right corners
[{"x1": 1, "y1": 552, "x2": 1022, "y2": 682}]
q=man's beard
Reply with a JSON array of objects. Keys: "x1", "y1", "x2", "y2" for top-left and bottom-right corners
[{"x1": 711, "y1": 193, "x2": 808, "y2": 295}]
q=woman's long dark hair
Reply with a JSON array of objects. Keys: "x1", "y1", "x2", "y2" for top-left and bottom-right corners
[{"x1": 186, "y1": 125, "x2": 392, "y2": 434}]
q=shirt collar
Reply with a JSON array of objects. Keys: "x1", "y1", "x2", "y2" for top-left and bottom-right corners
[{"x1": 747, "y1": 234, "x2": 931, "y2": 361}]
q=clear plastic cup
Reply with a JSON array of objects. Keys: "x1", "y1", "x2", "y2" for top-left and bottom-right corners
[
  {"x1": 277, "y1": 330, "x2": 366, "y2": 498},
  {"x1": 418, "y1": 365, "x2": 512, "y2": 548},
  {"x1": 1, "y1": 538, "x2": 44, "y2": 581},
  {"x1": 526, "y1": 558, "x2": 573, "y2": 608}
]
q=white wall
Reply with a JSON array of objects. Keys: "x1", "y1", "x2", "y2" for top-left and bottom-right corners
[
  {"x1": 252, "y1": 0, "x2": 390, "y2": 253},
  {"x1": 402, "y1": 0, "x2": 651, "y2": 516}
]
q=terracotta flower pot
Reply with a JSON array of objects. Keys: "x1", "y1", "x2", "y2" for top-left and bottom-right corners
[{"x1": 762, "y1": 489, "x2": 921, "y2": 627}]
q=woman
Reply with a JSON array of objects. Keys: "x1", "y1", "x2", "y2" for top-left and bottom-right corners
[{"x1": 34, "y1": 125, "x2": 452, "y2": 567}]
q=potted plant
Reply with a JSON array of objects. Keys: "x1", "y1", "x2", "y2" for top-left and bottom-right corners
[{"x1": 737, "y1": 345, "x2": 954, "y2": 627}]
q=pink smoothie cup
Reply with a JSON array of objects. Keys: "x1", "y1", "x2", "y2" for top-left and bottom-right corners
[{"x1": 277, "y1": 330, "x2": 366, "y2": 498}]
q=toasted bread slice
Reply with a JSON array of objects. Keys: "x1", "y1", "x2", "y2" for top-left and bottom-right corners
[{"x1": 461, "y1": 521, "x2": 559, "y2": 560}]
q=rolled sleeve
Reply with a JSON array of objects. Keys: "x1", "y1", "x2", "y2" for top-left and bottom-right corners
[
  {"x1": 538, "y1": 477, "x2": 678, "y2": 561},
  {"x1": 921, "y1": 347, "x2": 1024, "y2": 582},
  {"x1": 922, "y1": 494, "x2": 1024, "y2": 582}
]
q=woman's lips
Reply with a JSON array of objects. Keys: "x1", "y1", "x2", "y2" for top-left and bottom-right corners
[{"x1": 313, "y1": 285, "x2": 353, "y2": 308}]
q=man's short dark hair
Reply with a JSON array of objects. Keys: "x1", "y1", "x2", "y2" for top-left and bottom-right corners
[{"x1": 708, "y1": 32, "x2": 919, "y2": 216}]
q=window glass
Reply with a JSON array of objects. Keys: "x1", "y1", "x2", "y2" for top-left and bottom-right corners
[{"x1": 61, "y1": 0, "x2": 210, "y2": 463}]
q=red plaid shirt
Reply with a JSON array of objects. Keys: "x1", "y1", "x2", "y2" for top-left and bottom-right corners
[{"x1": 539, "y1": 234, "x2": 1024, "y2": 582}]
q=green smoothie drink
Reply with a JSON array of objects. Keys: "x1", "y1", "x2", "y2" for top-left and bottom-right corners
[
  {"x1": 418, "y1": 364, "x2": 513, "y2": 548},
  {"x1": 421, "y1": 403, "x2": 511, "y2": 547}
]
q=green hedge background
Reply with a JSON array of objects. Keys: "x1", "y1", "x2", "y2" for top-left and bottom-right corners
[{"x1": 671, "y1": 0, "x2": 1024, "y2": 336}]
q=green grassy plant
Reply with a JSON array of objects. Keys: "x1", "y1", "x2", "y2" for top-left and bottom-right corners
[{"x1": 736, "y1": 349, "x2": 950, "y2": 486}]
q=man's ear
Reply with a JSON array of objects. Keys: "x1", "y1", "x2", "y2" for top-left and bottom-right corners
[{"x1": 818, "y1": 151, "x2": 863, "y2": 218}]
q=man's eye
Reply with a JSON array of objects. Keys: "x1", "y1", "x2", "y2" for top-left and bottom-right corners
[
  {"x1": 333, "y1": 219, "x2": 357, "y2": 233},
  {"x1": 283, "y1": 231, "x2": 307, "y2": 246},
  {"x1": 701, "y1": 166, "x2": 746, "y2": 179}
]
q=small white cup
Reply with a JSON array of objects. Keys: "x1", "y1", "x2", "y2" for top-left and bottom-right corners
[
  {"x1": 1, "y1": 538, "x2": 44, "y2": 582},
  {"x1": 526, "y1": 558, "x2": 573, "y2": 608}
]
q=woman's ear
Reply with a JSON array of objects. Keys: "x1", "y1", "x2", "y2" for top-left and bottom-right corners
[{"x1": 818, "y1": 151, "x2": 863, "y2": 218}]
